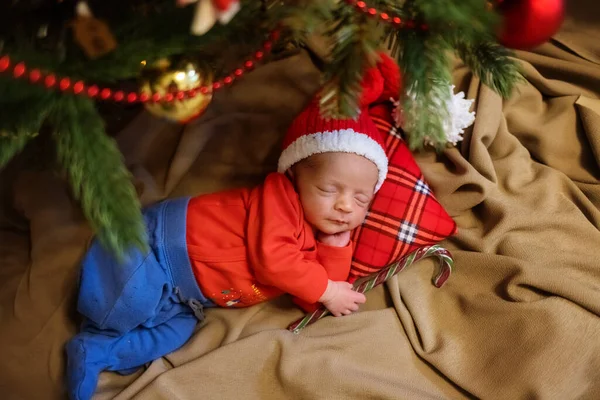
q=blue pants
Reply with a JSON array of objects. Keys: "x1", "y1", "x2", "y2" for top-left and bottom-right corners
[{"x1": 65, "y1": 197, "x2": 215, "y2": 400}]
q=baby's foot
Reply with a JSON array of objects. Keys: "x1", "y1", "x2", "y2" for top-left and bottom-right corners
[{"x1": 65, "y1": 337, "x2": 104, "y2": 400}]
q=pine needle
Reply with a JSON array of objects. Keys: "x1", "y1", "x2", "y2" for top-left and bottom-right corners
[
  {"x1": 319, "y1": 4, "x2": 383, "y2": 119},
  {"x1": 49, "y1": 96, "x2": 147, "y2": 258},
  {"x1": 455, "y1": 40, "x2": 524, "y2": 98},
  {"x1": 275, "y1": 0, "x2": 335, "y2": 40},
  {"x1": 412, "y1": 0, "x2": 498, "y2": 41},
  {"x1": 396, "y1": 29, "x2": 452, "y2": 150},
  {"x1": 0, "y1": 78, "x2": 53, "y2": 167},
  {"x1": 0, "y1": 133, "x2": 33, "y2": 168}
]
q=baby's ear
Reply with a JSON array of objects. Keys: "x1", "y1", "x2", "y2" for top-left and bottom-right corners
[{"x1": 285, "y1": 168, "x2": 295, "y2": 181}]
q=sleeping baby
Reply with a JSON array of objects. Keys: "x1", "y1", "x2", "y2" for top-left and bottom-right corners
[{"x1": 65, "y1": 53, "x2": 400, "y2": 400}]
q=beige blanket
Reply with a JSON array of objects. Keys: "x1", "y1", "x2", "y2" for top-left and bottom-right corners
[{"x1": 1, "y1": 1, "x2": 599, "y2": 398}]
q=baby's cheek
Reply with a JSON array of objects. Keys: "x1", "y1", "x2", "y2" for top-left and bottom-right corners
[
  {"x1": 317, "y1": 197, "x2": 334, "y2": 212},
  {"x1": 357, "y1": 205, "x2": 369, "y2": 217},
  {"x1": 356, "y1": 208, "x2": 370, "y2": 224}
]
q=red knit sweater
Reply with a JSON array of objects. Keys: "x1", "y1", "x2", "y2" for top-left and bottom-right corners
[{"x1": 186, "y1": 172, "x2": 353, "y2": 311}]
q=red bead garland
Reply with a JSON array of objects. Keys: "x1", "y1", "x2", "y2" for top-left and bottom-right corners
[
  {"x1": 45, "y1": 74, "x2": 56, "y2": 88},
  {"x1": 100, "y1": 88, "x2": 111, "y2": 100},
  {"x1": 87, "y1": 85, "x2": 99, "y2": 97},
  {"x1": 73, "y1": 81, "x2": 84, "y2": 94},
  {"x1": 344, "y1": 0, "x2": 425, "y2": 30},
  {"x1": 59, "y1": 78, "x2": 71, "y2": 91},
  {"x1": 113, "y1": 91, "x2": 125, "y2": 102},
  {"x1": 13, "y1": 62, "x2": 26, "y2": 78},
  {"x1": 0, "y1": 29, "x2": 279, "y2": 104},
  {"x1": 29, "y1": 69, "x2": 41, "y2": 83},
  {"x1": 0, "y1": 56, "x2": 9, "y2": 72}
]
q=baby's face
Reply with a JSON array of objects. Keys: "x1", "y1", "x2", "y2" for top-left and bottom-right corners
[{"x1": 293, "y1": 152, "x2": 379, "y2": 235}]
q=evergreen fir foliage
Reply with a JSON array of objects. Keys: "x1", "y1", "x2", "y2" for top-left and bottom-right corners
[
  {"x1": 49, "y1": 96, "x2": 147, "y2": 257},
  {"x1": 0, "y1": 134, "x2": 35, "y2": 169},
  {"x1": 455, "y1": 40, "x2": 523, "y2": 98},
  {"x1": 319, "y1": 3, "x2": 383, "y2": 120},
  {"x1": 273, "y1": 0, "x2": 334, "y2": 42},
  {"x1": 0, "y1": 76, "x2": 54, "y2": 166},
  {"x1": 413, "y1": 0, "x2": 498, "y2": 41},
  {"x1": 395, "y1": 28, "x2": 452, "y2": 150}
]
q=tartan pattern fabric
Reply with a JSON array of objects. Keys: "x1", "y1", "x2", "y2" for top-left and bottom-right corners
[{"x1": 350, "y1": 104, "x2": 457, "y2": 278}]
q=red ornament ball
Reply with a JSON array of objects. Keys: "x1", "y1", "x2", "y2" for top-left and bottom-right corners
[{"x1": 497, "y1": 0, "x2": 565, "y2": 50}]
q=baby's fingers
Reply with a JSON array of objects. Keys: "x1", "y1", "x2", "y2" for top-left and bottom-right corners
[{"x1": 352, "y1": 292, "x2": 366, "y2": 304}]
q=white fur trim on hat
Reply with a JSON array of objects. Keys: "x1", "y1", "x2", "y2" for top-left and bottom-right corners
[{"x1": 277, "y1": 129, "x2": 388, "y2": 192}]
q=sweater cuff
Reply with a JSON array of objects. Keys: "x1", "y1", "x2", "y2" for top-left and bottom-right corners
[
  {"x1": 295, "y1": 269, "x2": 329, "y2": 304},
  {"x1": 316, "y1": 240, "x2": 354, "y2": 259}
]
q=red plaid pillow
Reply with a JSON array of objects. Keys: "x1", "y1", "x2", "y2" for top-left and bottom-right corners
[{"x1": 350, "y1": 104, "x2": 457, "y2": 281}]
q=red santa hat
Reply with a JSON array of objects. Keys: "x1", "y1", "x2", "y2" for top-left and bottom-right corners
[{"x1": 278, "y1": 52, "x2": 401, "y2": 192}]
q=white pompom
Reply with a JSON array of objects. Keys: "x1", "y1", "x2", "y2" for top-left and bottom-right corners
[
  {"x1": 394, "y1": 85, "x2": 475, "y2": 146},
  {"x1": 442, "y1": 85, "x2": 475, "y2": 145}
]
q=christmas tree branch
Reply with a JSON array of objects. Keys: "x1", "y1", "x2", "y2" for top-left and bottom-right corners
[
  {"x1": 0, "y1": 78, "x2": 54, "y2": 167},
  {"x1": 395, "y1": 29, "x2": 452, "y2": 150},
  {"x1": 319, "y1": 4, "x2": 383, "y2": 119},
  {"x1": 455, "y1": 40, "x2": 524, "y2": 98},
  {"x1": 412, "y1": 0, "x2": 498, "y2": 41},
  {"x1": 0, "y1": 133, "x2": 33, "y2": 169},
  {"x1": 275, "y1": 0, "x2": 335, "y2": 42},
  {"x1": 49, "y1": 96, "x2": 147, "y2": 258}
]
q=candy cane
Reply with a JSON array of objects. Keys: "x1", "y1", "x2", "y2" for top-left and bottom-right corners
[{"x1": 287, "y1": 245, "x2": 454, "y2": 334}]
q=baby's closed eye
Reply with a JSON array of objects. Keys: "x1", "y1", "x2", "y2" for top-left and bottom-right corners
[
  {"x1": 317, "y1": 186, "x2": 337, "y2": 194},
  {"x1": 354, "y1": 194, "x2": 371, "y2": 205}
]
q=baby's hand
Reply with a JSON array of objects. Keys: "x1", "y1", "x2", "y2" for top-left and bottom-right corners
[
  {"x1": 319, "y1": 280, "x2": 366, "y2": 317},
  {"x1": 317, "y1": 230, "x2": 351, "y2": 247}
]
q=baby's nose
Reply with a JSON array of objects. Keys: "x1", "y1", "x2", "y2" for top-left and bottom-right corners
[{"x1": 334, "y1": 195, "x2": 353, "y2": 213}]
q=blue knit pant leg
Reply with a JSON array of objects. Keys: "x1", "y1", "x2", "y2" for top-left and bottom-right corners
[
  {"x1": 65, "y1": 311, "x2": 197, "y2": 400},
  {"x1": 65, "y1": 239, "x2": 199, "y2": 400}
]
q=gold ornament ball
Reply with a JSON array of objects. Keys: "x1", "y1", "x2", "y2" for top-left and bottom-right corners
[{"x1": 141, "y1": 61, "x2": 213, "y2": 123}]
